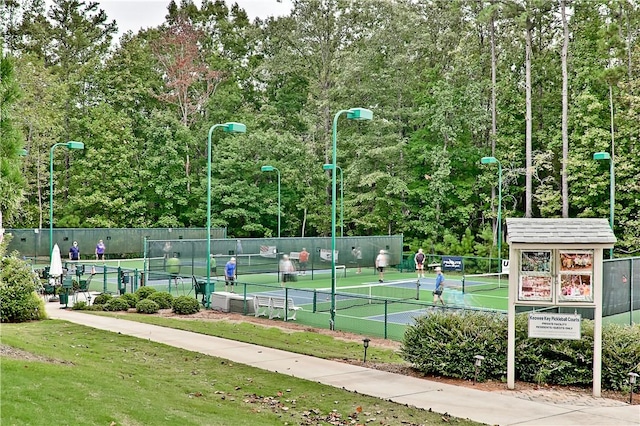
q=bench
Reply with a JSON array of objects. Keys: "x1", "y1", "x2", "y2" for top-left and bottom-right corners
[
  {"x1": 269, "y1": 297, "x2": 302, "y2": 321},
  {"x1": 253, "y1": 296, "x2": 301, "y2": 321},
  {"x1": 254, "y1": 295, "x2": 272, "y2": 318}
]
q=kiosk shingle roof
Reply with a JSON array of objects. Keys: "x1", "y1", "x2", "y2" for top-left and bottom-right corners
[{"x1": 506, "y1": 218, "x2": 616, "y2": 244}]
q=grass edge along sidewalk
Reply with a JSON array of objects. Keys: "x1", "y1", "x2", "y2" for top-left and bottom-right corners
[{"x1": 0, "y1": 321, "x2": 483, "y2": 426}]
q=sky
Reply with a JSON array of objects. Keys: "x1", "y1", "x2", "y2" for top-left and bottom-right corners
[{"x1": 45, "y1": 1, "x2": 293, "y2": 36}]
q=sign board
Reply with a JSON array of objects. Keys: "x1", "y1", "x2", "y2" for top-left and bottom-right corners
[
  {"x1": 501, "y1": 259, "x2": 510, "y2": 274},
  {"x1": 441, "y1": 256, "x2": 463, "y2": 272},
  {"x1": 528, "y1": 312, "x2": 581, "y2": 340}
]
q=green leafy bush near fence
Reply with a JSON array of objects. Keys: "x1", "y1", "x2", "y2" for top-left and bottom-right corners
[
  {"x1": 136, "y1": 299, "x2": 160, "y2": 314},
  {"x1": 401, "y1": 311, "x2": 640, "y2": 391},
  {"x1": 0, "y1": 253, "x2": 46, "y2": 323},
  {"x1": 103, "y1": 297, "x2": 130, "y2": 312},
  {"x1": 92, "y1": 293, "x2": 112, "y2": 305},
  {"x1": 135, "y1": 286, "x2": 157, "y2": 300},
  {"x1": 119, "y1": 293, "x2": 139, "y2": 308},
  {"x1": 148, "y1": 291, "x2": 173, "y2": 309},
  {"x1": 172, "y1": 296, "x2": 200, "y2": 315}
]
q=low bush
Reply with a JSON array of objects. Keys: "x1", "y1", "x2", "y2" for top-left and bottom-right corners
[
  {"x1": 71, "y1": 301, "x2": 88, "y2": 310},
  {"x1": 148, "y1": 291, "x2": 173, "y2": 309},
  {"x1": 401, "y1": 311, "x2": 640, "y2": 391},
  {"x1": 92, "y1": 293, "x2": 113, "y2": 305},
  {"x1": 135, "y1": 286, "x2": 157, "y2": 300},
  {"x1": 119, "y1": 293, "x2": 139, "y2": 308},
  {"x1": 0, "y1": 252, "x2": 46, "y2": 323},
  {"x1": 103, "y1": 297, "x2": 130, "y2": 312},
  {"x1": 172, "y1": 296, "x2": 200, "y2": 315},
  {"x1": 136, "y1": 299, "x2": 160, "y2": 314}
]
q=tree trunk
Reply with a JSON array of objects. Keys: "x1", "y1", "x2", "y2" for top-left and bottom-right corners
[
  {"x1": 561, "y1": 0, "x2": 569, "y2": 218},
  {"x1": 525, "y1": 17, "x2": 533, "y2": 218},
  {"x1": 490, "y1": 13, "x2": 498, "y2": 249}
]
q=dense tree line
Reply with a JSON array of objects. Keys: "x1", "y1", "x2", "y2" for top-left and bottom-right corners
[{"x1": 1, "y1": 0, "x2": 639, "y2": 258}]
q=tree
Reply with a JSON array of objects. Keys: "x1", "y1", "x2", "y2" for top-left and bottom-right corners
[{"x1": 0, "y1": 54, "x2": 27, "y2": 242}]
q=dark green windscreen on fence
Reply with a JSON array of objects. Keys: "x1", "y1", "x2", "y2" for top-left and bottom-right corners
[
  {"x1": 145, "y1": 235, "x2": 404, "y2": 277},
  {"x1": 602, "y1": 257, "x2": 639, "y2": 320},
  {"x1": 6, "y1": 227, "x2": 227, "y2": 260}
]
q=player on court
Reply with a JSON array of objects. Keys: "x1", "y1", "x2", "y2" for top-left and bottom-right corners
[
  {"x1": 414, "y1": 248, "x2": 426, "y2": 278},
  {"x1": 433, "y1": 266, "x2": 445, "y2": 306}
]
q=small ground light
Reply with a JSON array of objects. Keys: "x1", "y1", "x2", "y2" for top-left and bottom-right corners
[
  {"x1": 362, "y1": 338, "x2": 371, "y2": 363},
  {"x1": 628, "y1": 372, "x2": 638, "y2": 404},
  {"x1": 474, "y1": 355, "x2": 485, "y2": 385}
]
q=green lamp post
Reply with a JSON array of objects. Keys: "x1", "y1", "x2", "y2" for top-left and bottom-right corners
[
  {"x1": 323, "y1": 164, "x2": 343, "y2": 237},
  {"x1": 261, "y1": 165, "x2": 281, "y2": 238},
  {"x1": 206, "y1": 122, "x2": 246, "y2": 307},
  {"x1": 49, "y1": 141, "x2": 84, "y2": 256},
  {"x1": 329, "y1": 108, "x2": 372, "y2": 329},
  {"x1": 480, "y1": 156, "x2": 502, "y2": 272},
  {"x1": 593, "y1": 151, "x2": 614, "y2": 259}
]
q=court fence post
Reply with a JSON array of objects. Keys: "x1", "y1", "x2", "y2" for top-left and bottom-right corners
[
  {"x1": 285, "y1": 287, "x2": 289, "y2": 321},
  {"x1": 384, "y1": 300, "x2": 388, "y2": 339}
]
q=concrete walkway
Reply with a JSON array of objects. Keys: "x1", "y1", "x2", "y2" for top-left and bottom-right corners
[{"x1": 44, "y1": 303, "x2": 639, "y2": 426}]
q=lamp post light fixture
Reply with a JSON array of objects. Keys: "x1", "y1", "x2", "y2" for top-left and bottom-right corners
[
  {"x1": 362, "y1": 338, "x2": 371, "y2": 363},
  {"x1": 480, "y1": 156, "x2": 502, "y2": 272},
  {"x1": 593, "y1": 152, "x2": 614, "y2": 259},
  {"x1": 330, "y1": 108, "x2": 372, "y2": 330},
  {"x1": 629, "y1": 372, "x2": 638, "y2": 404},
  {"x1": 474, "y1": 355, "x2": 485, "y2": 385},
  {"x1": 20, "y1": 149, "x2": 28, "y2": 156},
  {"x1": 322, "y1": 164, "x2": 344, "y2": 237},
  {"x1": 49, "y1": 141, "x2": 84, "y2": 256},
  {"x1": 206, "y1": 122, "x2": 246, "y2": 308},
  {"x1": 261, "y1": 165, "x2": 281, "y2": 238}
]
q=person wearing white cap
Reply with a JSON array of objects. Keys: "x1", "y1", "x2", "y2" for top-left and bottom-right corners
[
  {"x1": 375, "y1": 249, "x2": 389, "y2": 283},
  {"x1": 414, "y1": 248, "x2": 426, "y2": 278},
  {"x1": 433, "y1": 266, "x2": 445, "y2": 306},
  {"x1": 225, "y1": 257, "x2": 237, "y2": 293}
]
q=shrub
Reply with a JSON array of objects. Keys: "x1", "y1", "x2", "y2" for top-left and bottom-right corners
[
  {"x1": 172, "y1": 296, "x2": 200, "y2": 315},
  {"x1": 136, "y1": 299, "x2": 160, "y2": 314},
  {"x1": 71, "y1": 301, "x2": 88, "y2": 310},
  {"x1": 135, "y1": 286, "x2": 157, "y2": 300},
  {"x1": 401, "y1": 311, "x2": 640, "y2": 391},
  {"x1": 103, "y1": 297, "x2": 130, "y2": 312},
  {"x1": 0, "y1": 252, "x2": 47, "y2": 323},
  {"x1": 92, "y1": 293, "x2": 113, "y2": 305},
  {"x1": 119, "y1": 292, "x2": 139, "y2": 308},
  {"x1": 148, "y1": 291, "x2": 173, "y2": 309}
]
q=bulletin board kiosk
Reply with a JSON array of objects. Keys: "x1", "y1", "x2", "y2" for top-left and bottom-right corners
[{"x1": 505, "y1": 218, "x2": 616, "y2": 397}]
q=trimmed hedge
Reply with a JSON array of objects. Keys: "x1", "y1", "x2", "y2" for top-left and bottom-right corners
[
  {"x1": 136, "y1": 299, "x2": 160, "y2": 314},
  {"x1": 148, "y1": 291, "x2": 173, "y2": 309},
  {"x1": 401, "y1": 311, "x2": 640, "y2": 391},
  {"x1": 172, "y1": 296, "x2": 200, "y2": 315},
  {"x1": 103, "y1": 297, "x2": 130, "y2": 312},
  {"x1": 135, "y1": 286, "x2": 157, "y2": 300},
  {"x1": 93, "y1": 293, "x2": 113, "y2": 305},
  {"x1": 119, "y1": 293, "x2": 140, "y2": 308}
]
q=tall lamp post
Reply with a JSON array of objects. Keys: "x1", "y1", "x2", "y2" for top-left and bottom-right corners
[
  {"x1": 330, "y1": 108, "x2": 372, "y2": 329},
  {"x1": 593, "y1": 151, "x2": 614, "y2": 259},
  {"x1": 49, "y1": 141, "x2": 84, "y2": 256},
  {"x1": 480, "y1": 156, "x2": 502, "y2": 272},
  {"x1": 260, "y1": 165, "x2": 281, "y2": 238},
  {"x1": 323, "y1": 164, "x2": 343, "y2": 237},
  {"x1": 206, "y1": 122, "x2": 246, "y2": 307}
]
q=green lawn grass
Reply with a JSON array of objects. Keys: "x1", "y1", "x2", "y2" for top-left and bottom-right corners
[{"x1": 1, "y1": 320, "x2": 483, "y2": 426}]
